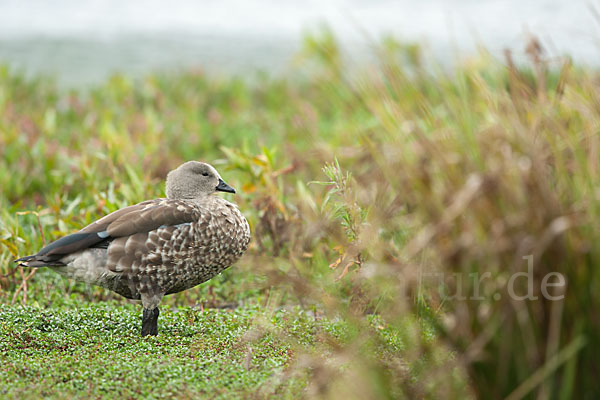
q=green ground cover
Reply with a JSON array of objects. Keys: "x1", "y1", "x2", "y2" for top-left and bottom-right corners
[{"x1": 0, "y1": 302, "x2": 319, "y2": 399}]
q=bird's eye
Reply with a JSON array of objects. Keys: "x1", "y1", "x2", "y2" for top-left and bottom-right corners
[{"x1": 202, "y1": 172, "x2": 209, "y2": 177}]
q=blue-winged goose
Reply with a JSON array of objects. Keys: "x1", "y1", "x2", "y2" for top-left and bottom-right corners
[{"x1": 15, "y1": 161, "x2": 251, "y2": 336}]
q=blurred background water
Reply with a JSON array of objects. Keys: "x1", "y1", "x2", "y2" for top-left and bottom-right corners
[{"x1": 0, "y1": 0, "x2": 596, "y2": 87}]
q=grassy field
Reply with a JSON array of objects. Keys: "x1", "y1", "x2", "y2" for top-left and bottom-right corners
[{"x1": 1, "y1": 33, "x2": 599, "y2": 399}]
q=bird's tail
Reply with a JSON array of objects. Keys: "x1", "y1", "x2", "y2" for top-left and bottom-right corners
[{"x1": 14, "y1": 255, "x2": 64, "y2": 268}]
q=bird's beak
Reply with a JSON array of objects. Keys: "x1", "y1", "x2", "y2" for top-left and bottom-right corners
[{"x1": 216, "y1": 178, "x2": 236, "y2": 194}]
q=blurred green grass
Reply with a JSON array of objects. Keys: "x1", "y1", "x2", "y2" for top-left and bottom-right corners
[{"x1": 1, "y1": 32, "x2": 599, "y2": 399}]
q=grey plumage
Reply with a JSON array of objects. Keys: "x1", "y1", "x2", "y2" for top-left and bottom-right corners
[{"x1": 15, "y1": 161, "x2": 251, "y2": 336}]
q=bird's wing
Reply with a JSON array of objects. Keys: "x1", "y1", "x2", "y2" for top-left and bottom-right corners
[
  {"x1": 82, "y1": 199, "x2": 196, "y2": 238},
  {"x1": 15, "y1": 199, "x2": 197, "y2": 267}
]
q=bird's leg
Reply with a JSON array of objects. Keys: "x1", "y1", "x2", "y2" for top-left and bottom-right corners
[{"x1": 141, "y1": 307, "x2": 160, "y2": 336}]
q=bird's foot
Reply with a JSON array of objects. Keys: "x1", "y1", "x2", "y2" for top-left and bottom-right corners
[{"x1": 141, "y1": 307, "x2": 160, "y2": 336}]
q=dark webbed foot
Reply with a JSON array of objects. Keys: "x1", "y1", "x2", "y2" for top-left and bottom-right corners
[{"x1": 141, "y1": 307, "x2": 160, "y2": 336}]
